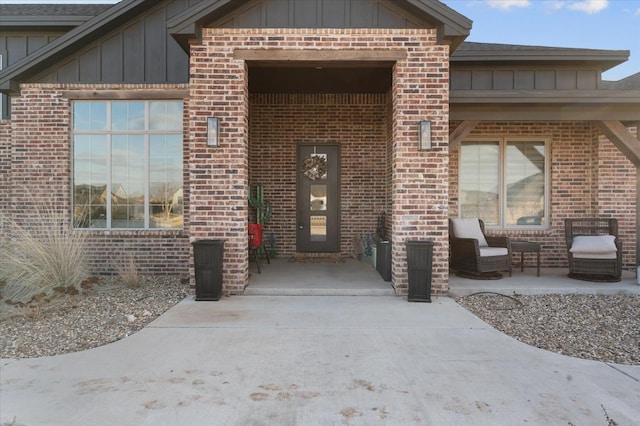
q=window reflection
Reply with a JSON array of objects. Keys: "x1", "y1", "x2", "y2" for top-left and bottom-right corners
[
  {"x1": 310, "y1": 216, "x2": 327, "y2": 241},
  {"x1": 506, "y1": 141, "x2": 545, "y2": 226},
  {"x1": 310, "y1": 185, "x2": 327, "y2": 211},
  {"x1": 460, "y1": 139, "x2": 547, "y2": 229},
  {"x1": 460, "y1": 142, "x2": 500, "y2": 226},
  {"x1": 72, "y1": 101, "x2": 183, "y2": 229}
]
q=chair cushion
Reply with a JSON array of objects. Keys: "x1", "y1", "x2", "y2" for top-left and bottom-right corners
[
  {"x1": 479, "y1": 247, "x2": 508, "y2": 257},
  {"x1": 570, "y1": 235, "x2": 617, "y2": 255},
  {"x1": 451, "y1": 218, "x2": 488, "y2": 247}
]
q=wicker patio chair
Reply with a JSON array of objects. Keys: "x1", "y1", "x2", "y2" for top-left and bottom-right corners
[
  {"x1": 449, "y1": 218, "x2": 512, "y2": 279},
  {"x1": 565, "y1": 218, "x2": 622, "y2": 282}
]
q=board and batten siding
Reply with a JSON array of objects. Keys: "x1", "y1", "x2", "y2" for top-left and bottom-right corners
[{"x1": 31, "y1": 1, "x2": 200, "y2": 85}]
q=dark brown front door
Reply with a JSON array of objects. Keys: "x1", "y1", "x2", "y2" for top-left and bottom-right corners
[{"x1": 296, "y1": 144, "x2": 340, "y2": 252}]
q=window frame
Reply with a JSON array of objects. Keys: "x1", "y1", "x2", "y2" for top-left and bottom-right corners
[
  {"x1": 71, "y1": 99, "x2": 184, "y2": 230},
  {"x1": 458, "y1": 136, "x2": 551, "y2": 231}
]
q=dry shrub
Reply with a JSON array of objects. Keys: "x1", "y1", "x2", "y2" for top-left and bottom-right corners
[
  {"x1": 0, "y1": 205, "x2": 90, "y2": 304},
  {"x1": 114, "y1": 254, "x2": 140, "y2": 288}
]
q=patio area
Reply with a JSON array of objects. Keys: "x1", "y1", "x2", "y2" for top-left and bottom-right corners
[{"x1": 243, "y1": 257, "x2": 640, "y2": 297}]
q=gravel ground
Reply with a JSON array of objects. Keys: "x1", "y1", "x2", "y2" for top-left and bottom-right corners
[
  {"x1": 1, "y1": 278, "x2": 639, "y2": 366},
  {"x1": 0, "y1": 276, "x2": 189, "y2": 359},
  {"x1": 456, "y1": 293, "x2": 640, "y2": 366}
]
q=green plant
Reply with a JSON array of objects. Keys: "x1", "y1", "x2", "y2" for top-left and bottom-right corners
[
  {"x1": 248, "y1": 184, "x2": 272, "y2": 225},
  {"x1": 0, "y1": 205, "x2": 90, "y2": 304},
  {"x1": 375, "y1": 211, "x2": 387, "y2": 242}
]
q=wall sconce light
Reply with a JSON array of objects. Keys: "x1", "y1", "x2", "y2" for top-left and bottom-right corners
[
  {"x1": 207, "y1": 117, "x2": 220, "y2": 147},
  {"x1": 419, "y1": 120, "x2": 431, "y2": 151}
]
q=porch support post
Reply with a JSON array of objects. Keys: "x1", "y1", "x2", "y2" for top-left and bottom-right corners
[
  {"x1": 595, "y1": 120, "x2": 640, "y2": 166},
  {"x1": 188, "y1": 29, "x2": 250, "y2": 294},
  {"x1": 596, "y1": 120, "x2": 640, "y2": 270},
  {"x1": 390, "y1": 33, "x2": 450, "y2": 296},
  {"x1": 449, "y1": 120, "x2": 479, "y2": 150}
]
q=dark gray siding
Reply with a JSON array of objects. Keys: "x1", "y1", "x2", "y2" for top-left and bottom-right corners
[
  {"x1": 33, "y1": 0, "x2": 199, "y2": 85},
  {"x1": 0, "y1": 31, "x2": 64, "y2": 66},
  {"x1": 213, "y1": 0, "x2": 430, "y2": 29},
  {"x1": 451, "y1": 68, "x2": 600, "y2": 90}
]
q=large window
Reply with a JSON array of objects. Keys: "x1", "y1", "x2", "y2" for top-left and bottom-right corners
[
  {"x1": 459, "y1": 138, "x2": 549, "y2": 229},
  {"x1": 72, "y1": 100, "x2": 183, "y2": 229}
]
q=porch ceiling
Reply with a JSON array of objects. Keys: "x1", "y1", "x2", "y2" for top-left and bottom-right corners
[{"x1": 248, "y1": 64, "x2": 392, "y2": 94}]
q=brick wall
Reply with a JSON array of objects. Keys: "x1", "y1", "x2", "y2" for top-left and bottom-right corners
[
  {"x1": 0, "y1": 120, "x2": 10, "y2": 212},
  {"x1": 6, "y1": 84, "x2": 192, "y2": 276},
  {"x1": 249, "y1": 93, "x2": 389, "y2": 258},
  {"x1": 449, "y1": 121, "x2": 637, "y2": 270},
  {"x1": 190, "y1": 28, "x2": 449, "y2": 295},
  {"x1": 596, "y1": 126, "x2": 637, "y2": 267}
]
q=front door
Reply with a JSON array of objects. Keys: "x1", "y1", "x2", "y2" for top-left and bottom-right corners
[{"x1": 296, "y1": 144, "x2": 340, "y2": 252}]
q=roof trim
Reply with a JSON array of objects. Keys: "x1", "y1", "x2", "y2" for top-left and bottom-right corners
[
  {"x1": 0, "y1": 0, "x2": 156, "y2": 92},
  {"x1": 0, "y1": 16, "x2": 97, "y2": 28},
  {"x1": 167, "y1": 0, "x2": 472, "y2": 52},
  {"x1": 450, "y1": 89, "x2": 640, "y2": 104},
  {"x1": 452, "y1": 42, "x2": 629, "y2": 71}
]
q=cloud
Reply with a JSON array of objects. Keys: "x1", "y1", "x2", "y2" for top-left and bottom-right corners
[
  {"x1": 635, "y1": 8, "x2": 640, "y2": 16},
  {"x1": 485, "y1": 0, "x2": 531, "y2": 10},
  {"x1": 544, "y1": 1, "x2": 565, "y2": 11},
  {"x1": 566, "y1": 0, "x2": 608, "y2": 14}
]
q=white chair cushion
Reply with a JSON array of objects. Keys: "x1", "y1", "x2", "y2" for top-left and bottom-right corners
[
  {"x1": 479, "y1": 247, "x2": 508, "y2": 257},
  {"x1": 570, "y1": 235, "x2": 617, "y2": 255},
  {"x1": 572, "y1": 252, "x2": 618, "y2": 260},
  {"x1": 452, "y1": 218, "x2": 488, "y2": 247}
]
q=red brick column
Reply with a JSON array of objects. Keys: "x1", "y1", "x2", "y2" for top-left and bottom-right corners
[
  {"x1": 391, "y1": 34, "x2": 450, "y2": 295},
  {"x1": 189, "y1": 32, "x2": 250, "y2": 294}
]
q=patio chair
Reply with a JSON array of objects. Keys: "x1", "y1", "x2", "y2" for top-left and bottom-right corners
[
  {"x1": 449, "y1": 218, "x2": 512, "y2": 279},
  {"x1": 565, "y1": 218, "x2": 622, "y2": 282},
  {"x1": 248, "y1": 224, "x2": 270, "y2": 273}
]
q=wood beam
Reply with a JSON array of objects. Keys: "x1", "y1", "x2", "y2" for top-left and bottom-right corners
[
  {"x1": 449, "y1": 120, "x2": 479, "y2": 150},
  {"x1": 234, "y1": 49, "x2": 407, "y2": 62},
  {"x1": 595, "y1": 120, "x2": 640, "y2": 166},
  {"x1": 62, "y1": 89, "x2": 189, "y2": 100}
]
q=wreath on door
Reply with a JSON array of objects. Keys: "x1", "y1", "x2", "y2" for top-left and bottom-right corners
[{"x1": 302, "y1": 154, "x2": 327, "y2": 180}]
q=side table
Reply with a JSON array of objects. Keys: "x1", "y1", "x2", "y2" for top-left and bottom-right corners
[{"x1": 511, "y1": 241, "x2": 541, "y2": 277}]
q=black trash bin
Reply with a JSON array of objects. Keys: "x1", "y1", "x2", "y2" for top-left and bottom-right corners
[
  {"x1": 376, "y1": 240, "x2": 392, "y2": 282},
  {"x1": 192, "y1": 239, "x2": 225, "y2": 301},
  {"x1": 406, "y1": 240, "x2": 433, "y2": 302}
]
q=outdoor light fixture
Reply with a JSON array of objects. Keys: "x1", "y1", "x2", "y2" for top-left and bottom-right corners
[
  {"x1": 207, "y1": 117, "x2": 220, "y2": 147},
  {"x1": 419, "y1": 120, "x2": 431, "y2": 151}
]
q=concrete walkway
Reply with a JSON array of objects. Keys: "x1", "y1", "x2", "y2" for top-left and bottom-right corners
[{"x1": 2, "y1": 295, "x2": 639, "y2": 425}]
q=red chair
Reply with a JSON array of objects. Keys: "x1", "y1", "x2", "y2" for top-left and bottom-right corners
[{"x1": 248, "y1": 224, "x2": 270, "y2": 273}]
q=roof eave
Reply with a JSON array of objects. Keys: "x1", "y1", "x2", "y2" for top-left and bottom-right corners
[
  {"x1": 451, "y1": 49, "x2": 630, "y2": 71},
  {"x1": 0, "y1": 15, "x2": 95, "y2": 29},
  {"x1": 0, "y1": 0, "x2": 155, "y2": 93},
  {"x1": 450, "y1": 89, "x2": 640, "y2": 104}
]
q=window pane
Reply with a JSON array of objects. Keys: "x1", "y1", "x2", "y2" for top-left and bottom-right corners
[
  {"x1": 111, "y1": 135, "x2": 145, "y2": 228},
  {"x1": 310, "y1": 216, "x2": 327, "y2": 241},
  {"x1": 149, "y1": 134, "x2": 183, "y2": 228},
  {"x1": 73, "y1": 102, "x2": 106, "y2": 131},
  {"x1": 73, "y1": 134, "x2": 107, "y2": 228},
  {"x1": 111, "y1": 101, "x2": 145, "y2": 130},
  {"x1": 72, "y1": 100, "x2": 183, "y2": 229},
  {"x1": 506, "y1": 141, "x2": 546, "y2": 226},
  {"x1": 149, "y1": 101, "x2": 183, "y2": 131},
  {"x1": 460, "y1": 142, "x2": 499, "y2": 226},
  {"x1": 310, "y1": 185, "x2": 327, "y2": 211}
]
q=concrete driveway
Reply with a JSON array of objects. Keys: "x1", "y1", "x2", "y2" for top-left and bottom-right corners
[{"x1": 1, "y1": 295, "x2": 639, "y2": 425}]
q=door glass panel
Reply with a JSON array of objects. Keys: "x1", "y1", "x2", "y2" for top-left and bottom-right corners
[
  {"x1": 310, "y1": 216, "x2": 327, "y2": 241},
  {"x1": 310, "y1": 185, "x2": 327, "y2": 211}
]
